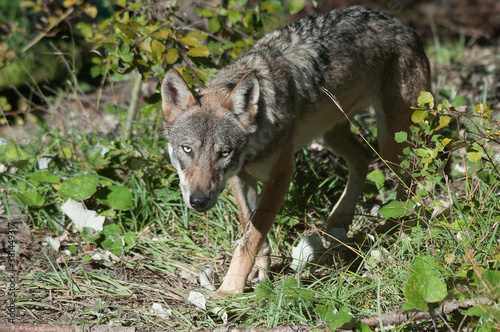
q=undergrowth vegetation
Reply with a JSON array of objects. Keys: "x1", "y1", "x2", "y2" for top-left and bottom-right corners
[{"x1": 1, "y1": 0, "x2": 499, "y2": 330}]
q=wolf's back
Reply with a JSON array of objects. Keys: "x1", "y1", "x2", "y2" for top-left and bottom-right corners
[{"x1": 207, "y1": 5, "x2": 428, "y2": 105}]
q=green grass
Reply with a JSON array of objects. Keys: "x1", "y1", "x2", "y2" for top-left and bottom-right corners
[{"x1": 2, "y1": 85, "x2": 499, "y2": 330}]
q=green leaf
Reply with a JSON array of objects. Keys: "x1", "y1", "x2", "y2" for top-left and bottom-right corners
[
  {"x1": 15, "y1": 191, "x2": 45, "y2": 207},
  {"x1": 404, "y1": 257, "x2": 448, "y2": 311},
  {"x1": 30, "y1": 171, "x2": 60, "y2": 184},
  {"x1": 76, "y1": 22, "x2": 93, "y2": 39},
  {"x1": 289, "y1": 0, "x2": 305, "y2": 14},
  {"x1": 228, "y1": 0, "x2": 247, "y2": 8},
  {"x1": 63, "y1": 0, "x2": 76, "y2": 7},
  {"x1": 441, "y1": 137, "x2": 467, "y2": 149},
  {"x1": 207, "y1": 41, "x2": 225, "y2": 55},
  {"x1": 421, "y1": 273, "x2": 448, "y2": 303},
  {"x1": 102, "y1": 224, "x2": 124, "y2": 255},
  {"x1": 104, "y1": 104, "x2": 126, "y2": 115},
  {"x1": 439, "y1": 89, "x2": 451, "y2": 98},
  {"x1": 400, "y1": 159, "x2": 411, "y2": 169},
  {"x1": 120, "y1": 51, "x2": 134, "y2": 63},
  {"x1": 151, "y1": 39, "x2": 166, "y2": 58},
  {"x1": 479, "y1": 269, "x2": 500, "y2": 289},
  {"x1": 411, "y1": 110, "x2": 428, "y2": 123},
  {"x1": 378, "y1": 200, "x2": 414, "y2": 218},
  {"x1": 140, "y1": 36, "x2": 152, "y2": 53},
  {"x1": 128, "y1": 2, "x2": 142, "y2": 10},
  {"x1": 115, "y1": 21, "x2": 141, "y2": 39},
  {"x1": 123, "y1": 232, "x2": 137, "y2": 248},
  {"x1": 228, "y1": 10, "x2": 241, "y2": 24},
  {"x1": 356, "y1": 321, "x2": 373, "y2": 332},
  {"x1": 442, "y1": 99, "x2": 452, "y2": 109},
  {"x1": 217, "y1": 8, "x2": 228, "y2": 16},
  {"x1": 416, "y1": 189, "x2": 427, "y2": 197},
  {"x1": 367, "y1": 170, "x2": 385, "y2": 188},
  {"x1": 441, "y1": 137, "x2": 452, "y2": 148},
  {"x1": 155, "y1": 28, "x2": 171, "y2": 40},
  {"x1": 255, "y1": 279, "x2": 274, "y2": 303},
  {"x1": 20, "y1": 1, "x2": 37, "y2": 9},
  {"x1": 433, "y1": 115, "x2": 451, "y2": 130},
  {"x1": 95, "y1": 185, "x2": 133, "y2": 210},
  {"x1": 477, "y1": 170, "x2": 496, "y2": 185},
  {"x1": 404, "y1": 274, "x2": 429, "y2": 311},
  {"x1": 402, "y1": 301, "x2": 418, "y2": 312},
  {"x1": 315, "y1": 304, "x2": 353, "y2": 329},
  {"x1": 222, "y1": 40, "x2": 236, "y2": 50},
  {"x1": 90, "y1": 65, "x2": 103, "y2": 78},
  {"x1": 416, "y1": 148, "x2": 437, "y2": 159},
  {"x1": 208, "y1": 17, "x2": 222, "y2": 33},
  {"x1": 394, "y1": 131, "x2": 408, "y2": 143},
  {"x1": 418, "y1": 91, "x2": 434, "y2": 109},
  {"x1": 453, "y1": 94, "x2": 466, "y2": 106},
  {"x1": 0, "y1": 142, "x2": 30, "y2": 163},
  {"x1": 103, "y1": 223, "x2": 121, "y2": 237},
  {"x1": 83, "y1": 4, "x2": 98, "y2": 18},
  {"x1": 466, "y1": 146, "x2": 481, "y2": 162},
  {"x1": 187, "y1": 46, "x2": 209, "y2": 57},
  {"x1": 198, "y1": 8, "x2": 215, "y2": 17},
  {"x1": 180, "y1": 37, "x2": 199, "y2": 47},
  {"x1": 262, "y1": 0, "x2": 285, "y2": 13},
  {"x1": 464, "y1": 306, "x2": 490, "y2": 319},
  {"x1": 165, "y1": 48, "x2": 179, "y2": 64},
  {"x1": 187, "y1": 31, "x2": 207, "y2": 41},
  {"x1": 196, "y1": 68, "x2": 217, "y2": 84},
  {"x1": 0, "y1": 96, "x2": 12, "y2": 111},
  {"x1": 59, "y1": 174, "x2": 99, "y2": 200}
]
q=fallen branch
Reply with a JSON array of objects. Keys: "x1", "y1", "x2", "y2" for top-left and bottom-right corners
[{"x1": 359, "y1": 297, "x2": 491, "y2": 328}]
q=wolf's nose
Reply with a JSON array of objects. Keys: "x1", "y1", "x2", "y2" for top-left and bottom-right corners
[{"x1": 190, "y1": 194, "x2": 210, "y2": 211}]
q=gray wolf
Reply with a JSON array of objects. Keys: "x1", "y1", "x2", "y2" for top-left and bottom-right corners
[{"x1": 160, "y1": 5, "x2": 430, "y2": 293}]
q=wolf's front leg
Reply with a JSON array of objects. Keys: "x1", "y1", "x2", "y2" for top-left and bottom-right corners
[{"x1": 217, "y1": 155, "x2": 295, "y2": 294}]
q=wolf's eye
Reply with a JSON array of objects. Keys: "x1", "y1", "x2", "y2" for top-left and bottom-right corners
[
  {"x1": 182, "y1": 146, "x2": 192, "y2": 154},
  {"x1": 220, "y1": 149, "x2": 231, "y2": 158}
]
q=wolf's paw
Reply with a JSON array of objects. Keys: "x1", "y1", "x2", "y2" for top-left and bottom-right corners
[
  {"x1": 290, "y1": 234, "x2": 324, "y2": 271},
  {"x1": 249, "y1": 241, "x2": 271, "y2": 282},
  {"x1": 325, "y1": 227, "x2": 349, "y2": 249},
  {"x1": 216, "y1": 273, "x2": 248, "y2": 294},
  {"x1": 290, "y1": 228, "x2": 349, "y2": 271}
]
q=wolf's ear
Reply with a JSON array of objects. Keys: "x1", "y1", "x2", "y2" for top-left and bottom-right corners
[
  {"x1": 161, "y1": 69, "x2": 197, "y2": 124},
  {"x1": 225, "y1": 72, "x2": 260, "y2": 133}
]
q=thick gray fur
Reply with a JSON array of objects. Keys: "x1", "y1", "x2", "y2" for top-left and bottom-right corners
[{"x1": 161, "y1": 5, "x2": 430, "y2": 293}]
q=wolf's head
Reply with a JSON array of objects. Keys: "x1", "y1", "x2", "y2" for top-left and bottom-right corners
[{"x1": 161, "y1": 69, "x2": 259, "y2": 212}]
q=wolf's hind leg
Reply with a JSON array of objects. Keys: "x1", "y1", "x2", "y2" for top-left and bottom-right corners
[
  {"x1": 324, "y1": 123, "x2": 371, "y2": 232},
  {"x1": 249, "y1": 240, "x2": 270, "y2": 282},
  {"x1": 291, "y1": 123, "x2": 370, "y2": 271}
]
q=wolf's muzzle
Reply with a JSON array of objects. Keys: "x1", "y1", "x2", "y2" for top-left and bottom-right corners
[{"x1": 189, "y1": 193, "x2": 211, "y2": 212}]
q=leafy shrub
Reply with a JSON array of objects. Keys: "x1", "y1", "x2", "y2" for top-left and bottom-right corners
[
  {"x1": 79, "y1": 0, "x2": 301, "y2": 85},
  {"x1": 391, "y1": 91, "x2": 500, "y2": 329}
]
